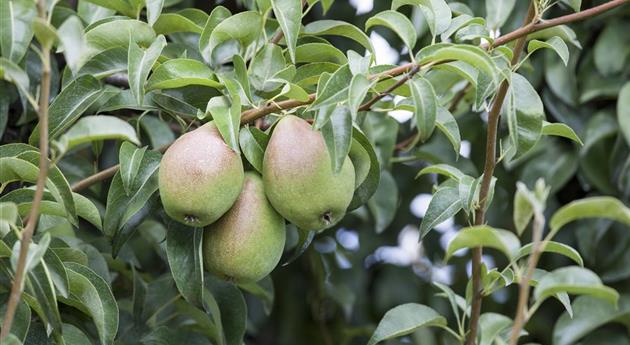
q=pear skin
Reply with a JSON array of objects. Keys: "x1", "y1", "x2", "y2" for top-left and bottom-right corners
[
  {"x1": 262, "y1": 115, "x2": 355, "y2": 231},
  {"x1": 159, "y1": 122, "x2": 244, "y2": 227},
  {"x1": 203, "y1": 172, "x2": 286, "y2": 283}
]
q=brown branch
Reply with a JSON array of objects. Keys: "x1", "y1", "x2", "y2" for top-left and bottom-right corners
[
  {"x1": 492, "y1": 0, "x2": 629, "y2": 47},
  {"x1": 0, "y1": 1, "x2": 51, "y2": 340},
  {"x1": 359, "y1": 65, "x2": 421, "y2": 112},
  {"x1": 466, "y1": 4, "x2": 537, "y2": 345},
  {"x1": 508, "y1": 211, "x2": 545, "y2": 345}
]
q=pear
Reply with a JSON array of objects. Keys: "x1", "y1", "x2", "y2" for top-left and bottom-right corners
[
  {"x1": 203, "y1": 172, "x2": 286, "y2": 283},
  {"x1": 263, "y1": 115, "x2": 355, "y2": 231},
  {"x1": 159, "y1": 122, "x2": 244, "y2": 227}
]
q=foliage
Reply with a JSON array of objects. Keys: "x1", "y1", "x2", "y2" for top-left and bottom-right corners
[{"x1": 1, "y1": 0, "x2": 629, "y2": 344}]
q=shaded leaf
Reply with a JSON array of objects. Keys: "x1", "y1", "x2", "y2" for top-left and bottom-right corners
[
  {"x1": 367, "y1": 303, "x2": 446, "y2": 345},
  {"x1": 534, "y1": 266, "x2": 619, "y2": 306},
  {"x1": 166, "y1": 222, "x2": 204, "y2": 308},
  {"x1": 445, "y1": 225, "x2": 521, "y2": 261},
  {"x1": 55, "y1": 115, "x2": 140, "y2": 153}
]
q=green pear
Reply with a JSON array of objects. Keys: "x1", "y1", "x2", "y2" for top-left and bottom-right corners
[
  {"x1": 203, "y1": 172, "x2": 286, "y2": 283},
  {"x1": 159, "y1": 122, "x2": 244, "y2": 227},
  {"x1": 263, "y1": 115, "x2": 355, "y2": 231}
]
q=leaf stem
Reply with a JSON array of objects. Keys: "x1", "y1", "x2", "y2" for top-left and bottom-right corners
[
  {"x1": 466, "y1": 4, "x2": 537, "y2": 345},
  {"x1": 0, "y1": 1, "x2": 51, "y2": 340}
]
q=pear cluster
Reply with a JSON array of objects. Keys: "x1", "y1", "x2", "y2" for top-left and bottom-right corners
[{"x1": 158, "y1": 116, "x2": 356, "y2": 283}]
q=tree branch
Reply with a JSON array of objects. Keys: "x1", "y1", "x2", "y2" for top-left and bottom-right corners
[
  {"x1": 0, "y1": 1, "x2": 51, "y2": 340},
  {"x1": 466, "y1": 4, "x2": 537, "y2": 345},
  {"x1": 492, "y1": 0, "x2": 629, "y2": 47}
]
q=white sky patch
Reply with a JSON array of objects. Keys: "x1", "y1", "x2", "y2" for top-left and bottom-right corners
[
  {"x1": 410, "y1": 193, "x2": 432, "y2": 218},
  {"x1": 349, "y1": 0, "x2": 373, "y2": 15},
  {"x1": 466, "y1": 255, "x2": 496, "y2": 277},
  {"x1": 440, "y1": 228, "x2": 468, "y2": 257},
  {"x1": 366, "y1": 226, "x2": 422, "y2": 267},
  {"x1": 460, "y1": 140, "x2": 471, "y2": 158},
  {"x1": 369, "y1": 32, "x2": 399, "y2": 65},
  {"x1": 389, "y1": 110, "x2": 413, "y2": 123},
  {"x1": 336, "y1": 228, "x2": 359, "y2": 251}
]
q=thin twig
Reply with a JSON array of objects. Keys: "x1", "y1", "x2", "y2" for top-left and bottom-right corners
[
  {"x1": 492, "y1": 0, "x2": 629, "y2": 47},
  {"x1": 508, "y1": 211, "x2": 545, "y2": 345},
  {"x1": 0, "y1": 1, "x2": 51, "y2": 340},
  {"x1": 466, "y1": 4, "x2": 537, "y2": 345},
  {"x1": 359, "y1": 65, "x2": 421, "y2": 112}
]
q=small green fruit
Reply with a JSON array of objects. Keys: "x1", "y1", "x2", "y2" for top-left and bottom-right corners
[
  {"x1": 263, "y1": 115, "x2": 355, "y2": 231},
  {"x1": 203, "y1": 172, "x2": 286, "y2": 283},
  {"x1": 159, "y1": 122, "x2": 244, "y2": 227}
]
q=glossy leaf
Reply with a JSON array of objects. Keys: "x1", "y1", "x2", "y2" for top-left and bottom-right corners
[
  {"x1": 392, "y1": 0, "x2": 452, "y2": 38},
  {"x1": 0, "y1": 0, "x2": 36, "y2": 63},
  {"x1": 534, "y1": 266, "x2": 619, "y2": 306},
  {"x1": 322, "y1": 106, "x2": 352, "y2": 173},
  {"x1": 147, "y1": 58, "x2": 221, "y2": 90},
  {"x1": 485, "y1": 0, "x2": 515, "y2": 29},
  {"x1": 618, "y1": 82, "x2": 630, "y2": 146},
  {"x1": 57, "y1": 16, "x2": 89, "y2": 74},
  {"x1": 303, "y1": 20, "x2": 374, "y2": 54},
  {"x1": 85, "y1": 19, "x2": 156, "y2": 53},
  {"x1": 515, "y1": 241, "x2": 583, "y2": 267},
  {"x1": 549, "y1": 197, "x2": 630, "y2": 239},
  {"x1": 366, "y1": 10, "x2": 417, "y2": 50},
  {"x1": 367, "y1": 170, "x2": 398, "y2": 234},
  {"x1": 239, "y1": 126, "x2": 268, "y2": 173},
  {"x1": 166, "y1": 222, "x2": 204, "y2": 307},
  {"x1": 272, "y1": 0, "x2": 302, "y2": 63},
  {"x1": 435, "y1": 106, "x2": 461, "y2": 156},
  {"x1": 419, "y1": 185, "x2": 461, "y2": 239},
  {"x1": 348, "y1": 127, "x2": 381, "y2": 210},
  {"x1": 504, "y1": 73, "x2": 544, "y2": 159},
  {"x1": 55, "y1": 115, "x2": 140, "y2": 153},
  {"x1": 445, "y1": 225, "x2": 521, "y2": 261},
  {"x1": 128, "y1": 35, "x2": 166, "y2": 105},
  {"x1": 119, "y1": 141, "x2": 146, "y2": 196},
  {"x1": 410, "y1": 77, "x2": 437, "y2": 142},
  {"x1": 207, "y1": 11, "x2": 262, "y2": 66},
  {"x1": 29, "y1": 75, "x2": 103, "y2": 145},
  {"x1": 63, "y1": 263, "x2": 119, "y2": 345},
  {"x1": 367, "y1": 303, "x2": 446, "y2": 345},
  {"x1": 541, "y1": 121, "x2": 583, "y2": 145},
  {"x1": 528, "y1": 36, "x2": 570, "y2": 66},
  {"x1": 416, "y1": 164, "x2": 464, "y2": 181}
]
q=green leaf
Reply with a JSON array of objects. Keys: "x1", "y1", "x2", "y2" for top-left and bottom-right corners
[
  {"x1": 43, "y1": 249, "x2": 70, "y2": 298},
  {"x1": 206, "y1": 91, "x2": 240, "y2": 154},
  {"x1": 541, "y1": 121, "x2": 582, "y2": 145},
  {"x1": 103, "y1": 150, "x2": 161, "y2": 237},
  {"x1": 250, "y1": 44, "x2": 289, "y2": 92},
  {"x1": 119, "y1": 141, "x2": 146, "y2": 196},
  {"x1": 485, "y1": 0, "x2": 515, "y2": 30},
  {"x1": 513, "y1": 182, "x2": 534, "y2": 235},
  {"x1": 232, "y1": 54, "x2": 252, "y2": 102},
  {"x1": 73, "y1": 193, "x2": 103, "y2": 231},
  {"x1": 147, "y1": 58, "x2": 221, "y2": 91},
  {"x1": 618, "y1": 82, "x2": 630, "y2": 146},
  {"x1": 207, "y1": 11, "x2": 262, "y2": 66},
  {"x1": 367, "y1": 303, "x2": 446, "y2": 345},
  {"x1": 347, "y1": 74, "x2": 373, "y2": 119},
  {"x1": 81, "y1": 0, "x2": 135, "y2": 17},
  {"x1": 303, "y1": 20, "x2": 374, "y2": 55},
  {"x1": 410, "y1": 77, "x2": 438, "y2": 142},
  {"x1": 367, "y1": 170, "x2": 398, "y2": 233},
  {"x1": 552, "y1": 296, "x2": 630, "y2": 345},
  {"x1": 0, "y1": 0, "x2": 36, "y2": 63},
  {"x1": 392, "y1": 0, "x2": 452, "y2": 38},
  {"x1": 57, "y1": 16, "x2": 89, "y2": 75},
  {"x1": 348, "y1": 127, "x2": 381, "y2": 210},
  {"x1": 199, "y1": 6, "x2": 232, "y2": 64},
  {"x1": 55, "y1": 115, "x2": 140, "y2": 153},
  {"x1": 0, "y1": 57, "x2": 30, "y2": 97},
  {"x1": 445, "y1": 225, "x2": 521, "y2": 261},
  {"x1": 77, "y1": 47, "x2": 127, "y2": 79},
  {"x1": 139, "y1": 115, "x2": 175, "y2": 149},
  {"x1": 239, "y1": 126, "x2": 268, "y2": 173},
  {"x1": 549, "y1": 197, "x2": 630, "y2": 239},
  {"x1": 11, "y1": 233, "x2": 50, "y2": 274},
  {"x1": 146, "y1": 0, "x2": 164, "y2": 26},
  {"x1": 534, "y1": 266, "x2": 619, "y2": 306},
  {"x1": 366, "y1": 10, "x2": 417, "y2": 50},
  {"x1": 417, "y1": 43, "x2": 496, "y2": 82},
  {"x1": 478, "y1": 313, "x2": 514, "y2": 345},
  {"x1": 166, "y1": 222, "x2": 204, "y2": 308},
  {"x1": 205, "y1": 277, "x2": 247, "y2": 345},
  {"x1": 504, "y1": 73, "x2": 544, "y2": 159},
  {"x1": 77, "y1": 1, "x2": 116, "y2": 25},
  {"x1": 238, "y1": 276, "x2": 274, "y2": 315},
  {"x1": 527, "y1": 36, "x2": 570, "y2": 66},
  {"x1": 309, "y1": 64, "x2": 352, "y2": 112},
  {"x1": 153, "y1": 11, "x2": 205, "y2": 34},
  {"x1": 435, "y1": 106, "x2": 461, "y2": 156},
  {"x1": 527, "y1": 25, "x2": 581, "y2": 49},
  {"x1": 294, "y1": 43, "x2": 347, "y2": 64},
  {"x1": 419, "y1": 185, "x2": 462, "y2": 239},
  {"x1": 278, "y1": 82, "x2": 310, "y2": 101},
  {"x1": 594, "y1": 20, "x2": 630, "y2": 77},
  {"x1": 29, "y1": 75, "x2": 103, "y2": 145},
  {"x1": 416, "y1": 164, "x2": 464, "y2": 181},
  {"x1": 515, "y1": 241, "x2": 583, "y2": 267},
  {"x1": 0, "y1": 296, "x2": 30, "y2": 342},
  {"x1": 24, "y1": 262, "x2": 63, "y2": 335},
  {"x1": 272, "y1": 0, "x2": 302, "y2": 64},
  {"x1": 85, "y1": 19, "x2": 156, "y2": 53},
  {"x1": 128, "y1": 35, "x2": 166, "y2": 105},
  {"x1": 321, "y1": 106, "x2": 352, "y2": 173},
  {"x1": 62, "y1": 263, "x2": 119, "y2": 345}
]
